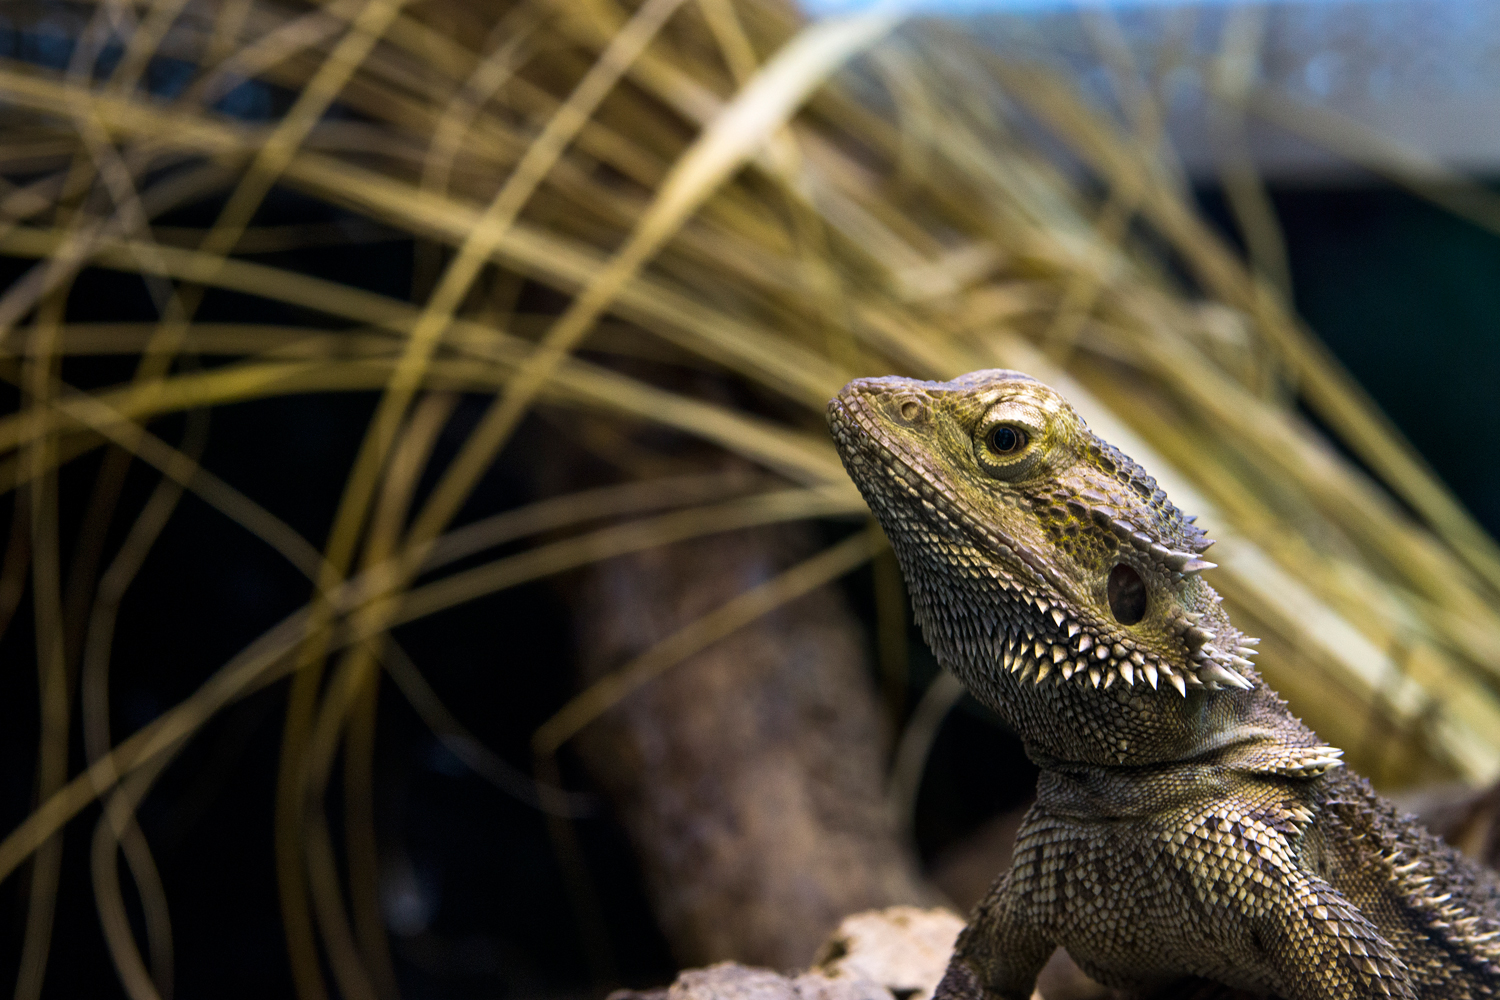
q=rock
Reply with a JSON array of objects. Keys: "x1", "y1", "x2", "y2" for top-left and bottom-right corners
[
  {"x1": 814, "y1": 907, "x2": 965, "y2": 1000},
  {"x1": 611, "y1": 904, "x2": 1270, "y2": 1000},
  {"x1": 610, "y1": 961, "x2": 891, "y2": 1000},
  {"x1": 612, "y1": 907, "x2": 966, "y2": 1000}
]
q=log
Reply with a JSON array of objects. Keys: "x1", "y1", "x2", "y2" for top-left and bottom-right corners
[{"x1": 571, "y1": 524, "x2": 936, "y2": 968}]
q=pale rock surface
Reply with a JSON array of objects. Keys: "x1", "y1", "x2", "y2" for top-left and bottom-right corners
[
  {"x1": 813, "y1": 906, "x2": 965, "y2": 1000},
  {"x1": 652, "y1": 963, "x2": 891, "y2": 1000},
  {"x1": 612, "y1": 907, "x2": 986, "y2": 1000}
]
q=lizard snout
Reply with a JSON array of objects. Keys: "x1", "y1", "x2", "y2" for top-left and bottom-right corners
[{"x1": 833, "y1": 376, "x2": 933, "y2": 429}]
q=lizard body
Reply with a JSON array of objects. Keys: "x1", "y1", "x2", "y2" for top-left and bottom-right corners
[{"x1": 827, "y1": 370, "x2": 1500, "y2": 1000}]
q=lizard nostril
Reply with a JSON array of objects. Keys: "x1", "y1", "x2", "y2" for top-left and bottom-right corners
[
  {"x1": 896, "y1": 395, "x2": 924, "y2": 422},
  {"x1": 1107, "y1": 563, "x2": 1147, "y2": 625}
]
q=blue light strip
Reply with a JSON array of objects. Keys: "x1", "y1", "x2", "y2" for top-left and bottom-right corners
[{"x1": 804, "y1": 0, "x2": 1402, "y2": 18}]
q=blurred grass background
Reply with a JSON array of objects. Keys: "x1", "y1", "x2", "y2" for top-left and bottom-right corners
[{"x1": 2, "y1": 0, "x2": 1500, "y2": 997}]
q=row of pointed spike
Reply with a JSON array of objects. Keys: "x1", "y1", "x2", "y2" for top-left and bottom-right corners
[
  {"x1": 1422, "y1": 896, "x2": 1500, "y2": 963},
  {"x1": 1079, "y1": 503, "x2": 1217, "y2": 574},
  {"x1": 1281, "y1": 746, "x2": 1345, "y2": 776},
  {"x1": 1283, "y1": 804, "x2": 1316, "y2": 827},
  {"x1": 1000, "y1": 628, "x2": 1256, "y2": 695},
  {"x1": 1177, "y1": 611, "x2": 1256, "y2": 690},
  {"x1": 1083, "y1": 441, "x2": 1219, "y2": 556},
  {"x1": 1372, "y1": 849, "x2": 1500, "y2": 975},
  {"x1": 1386, "y1": 848, "x2": 1500, "y2": 964}
]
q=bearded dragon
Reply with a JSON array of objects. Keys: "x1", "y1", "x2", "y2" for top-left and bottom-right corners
[{"x1": 827, "y1": 370, "x2": 1500, "y2": 1000}]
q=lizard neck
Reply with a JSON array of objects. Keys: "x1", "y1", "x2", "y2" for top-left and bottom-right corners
[{"x1": 1024, "y1": 721, "x2": 1334, "y2": 778}]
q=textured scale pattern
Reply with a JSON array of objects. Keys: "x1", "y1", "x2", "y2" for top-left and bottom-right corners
[{"x1": 827, "y1": 370, "x2": 1500, "y2": 1000}]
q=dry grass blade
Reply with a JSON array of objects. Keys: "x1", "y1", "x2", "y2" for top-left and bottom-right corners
[
  {"x1": 91, "y1": 762, "x2": 175, "y2": 1000},
  {"x1": 1207, "y1": 7, "x2": 1292, "y2": 305},
  {"x1": 17, "y1": 290, "x2": 68, "y2": 1000},
  {"x1": 79, "y1": 408, "x2": 210, "y2": 1000},
  {"x1": 400, "y1": 3, "x2": 903, "y2": 558}
]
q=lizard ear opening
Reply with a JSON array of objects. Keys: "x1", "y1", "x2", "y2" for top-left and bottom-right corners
[{"x1": 1107, "y1": 563, "x2": 1147, "y2": 625}]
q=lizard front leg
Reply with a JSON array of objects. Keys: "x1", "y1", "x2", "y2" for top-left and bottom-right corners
[
  {"x1": 1256, "y1": 869, "x2": 1415, "y2": 1000},
  {"x1": 935, "y1": 868, "x2": 1053, "y2": 1000},
  {"x1": 1160, "y1": 802, "x2": 1418, "y2": 1000}
]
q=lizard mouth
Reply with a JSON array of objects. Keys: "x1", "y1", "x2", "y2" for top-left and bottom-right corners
[{"x1": 828, "y1": 382, "x2": 1255, "y2": 696}]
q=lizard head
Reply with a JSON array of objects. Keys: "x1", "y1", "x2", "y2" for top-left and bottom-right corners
[{"x1": 828, "y1": 369, "x2": 1259, "y2": 702}]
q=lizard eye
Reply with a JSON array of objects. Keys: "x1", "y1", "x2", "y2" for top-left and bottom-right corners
[
  {"x1": 973, "y1": 402, "x2": 1047, "y2": 481},
  {"x1": 986, "y1": 425, "x2": 1027, "y2": 455}
]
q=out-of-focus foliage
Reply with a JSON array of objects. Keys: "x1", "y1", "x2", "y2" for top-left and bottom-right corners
[{"x1": 2, "y1": 0, "x2": 1500, "y2": 998}]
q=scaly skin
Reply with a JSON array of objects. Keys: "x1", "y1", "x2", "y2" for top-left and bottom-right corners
[{"x1": 827, "y1": 370, "x2": 1500, "y2": 1000}]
